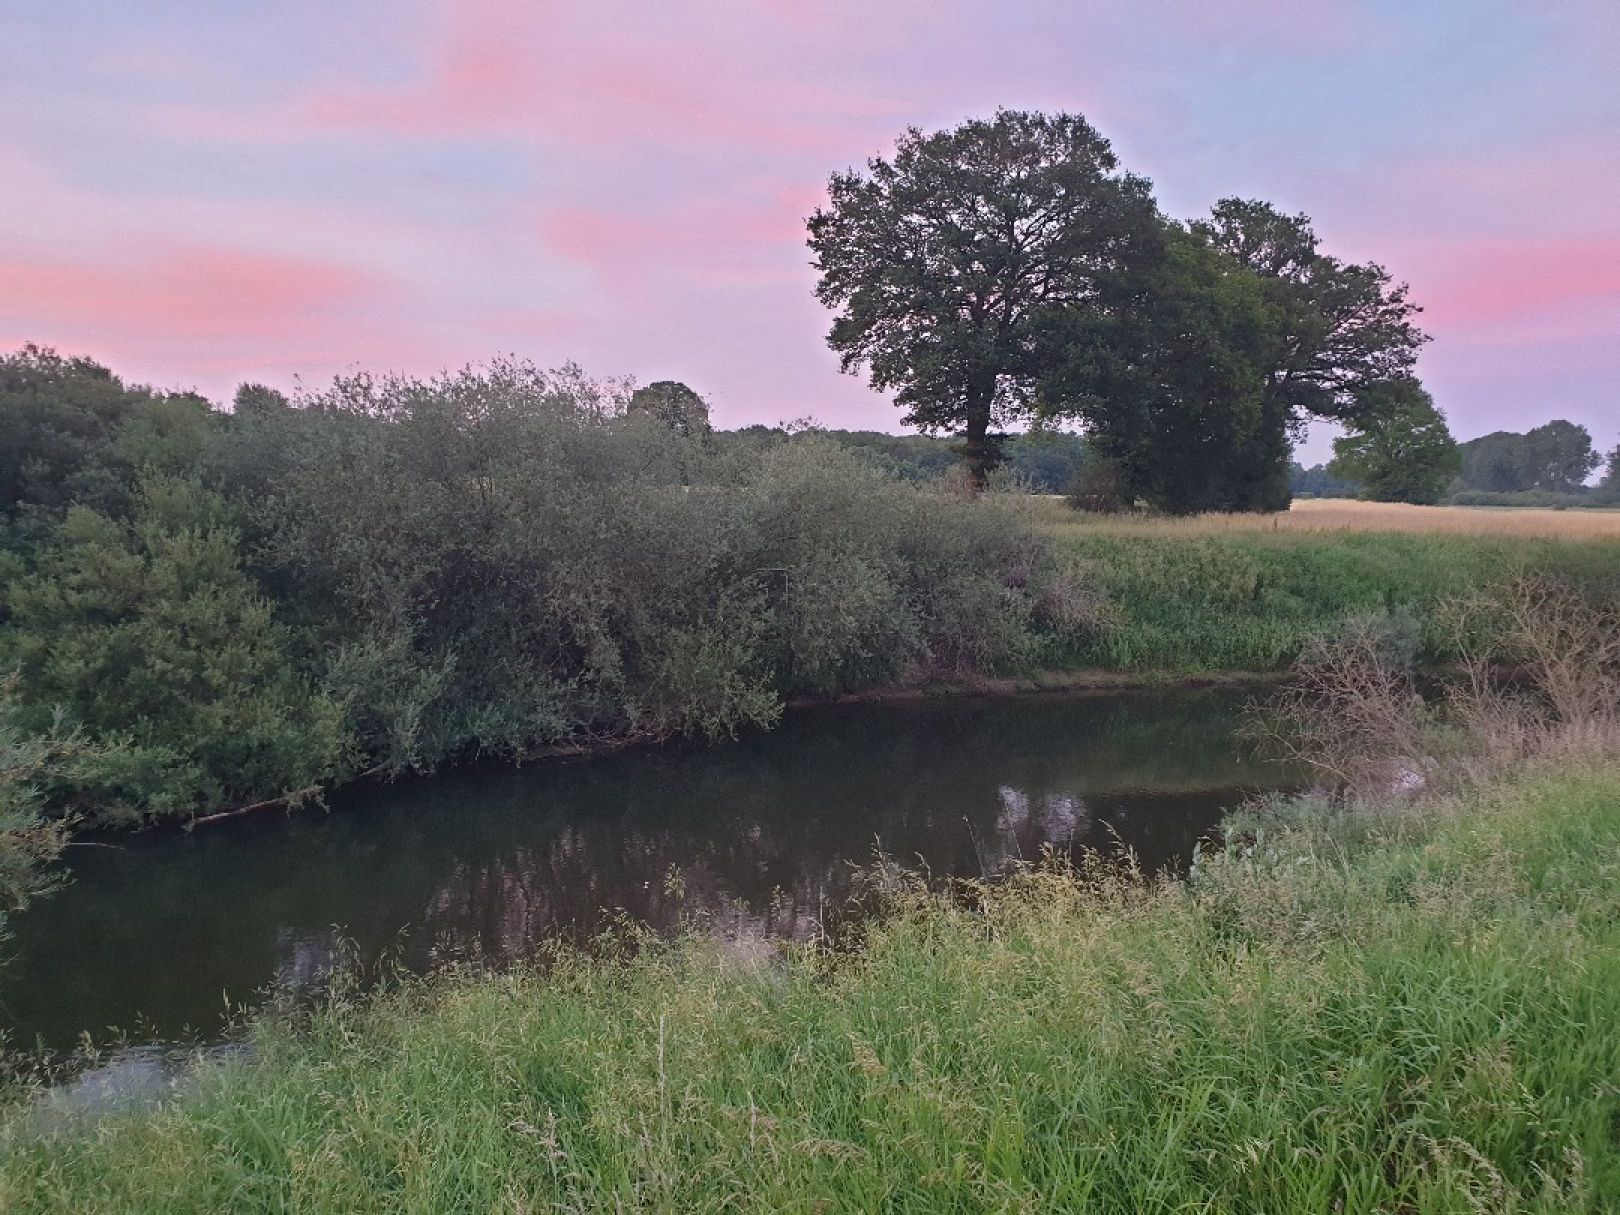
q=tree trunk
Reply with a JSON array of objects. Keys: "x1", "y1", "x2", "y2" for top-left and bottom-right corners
[{"x1": 961, "y1": 388, "x2": 994, "y2": 493}]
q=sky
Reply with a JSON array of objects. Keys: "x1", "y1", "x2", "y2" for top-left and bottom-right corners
[{"x1": 1, "y1": 1, "x2": 1616, "y2": 463}]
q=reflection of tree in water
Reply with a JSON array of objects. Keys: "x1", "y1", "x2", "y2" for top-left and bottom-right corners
[
  {"x1": 974, "y1": 787, "x2": 1093, "y2": 878},
  {"x1": 392, "y1": 693, "x2": 1289, "y2": 965},
  {"x1": 410, "y1": 822, "x2": 847, "y2": 966},
  {"x1": 271, "y1": 928, "x2": 343, "y2": 993}
]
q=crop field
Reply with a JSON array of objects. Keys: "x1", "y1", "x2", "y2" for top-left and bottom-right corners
[{"x1": 1022, "y1": 496, "x2": 1620, "y2": 539}]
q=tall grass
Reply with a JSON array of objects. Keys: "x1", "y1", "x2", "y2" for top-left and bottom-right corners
[
  {"x1": 1033, "y1": 514, "x2": 1620, "y2": 672},
  {"x1": 1264, "y1": 574, "x2": 1620, "y2": 799},
  {"x1": 2, "y1": 761, "x2": 1617, "y2": 1211}
]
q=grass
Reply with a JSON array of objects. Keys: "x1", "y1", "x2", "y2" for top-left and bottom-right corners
[
  {"x1": 1008, "y1": 498, "x2": 1620, "y2": 673},
  {"x1": 3, "y1": 761, "x2": 1620, "y2": 1211}
]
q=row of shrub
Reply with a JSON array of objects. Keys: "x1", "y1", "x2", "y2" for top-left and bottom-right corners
[
  {"x1": 0, "y1": 349, "x2": 1105, "y2": 837},
  {"x1": 1445, "y1": 488, "x2": 1619, "y2": 509}
]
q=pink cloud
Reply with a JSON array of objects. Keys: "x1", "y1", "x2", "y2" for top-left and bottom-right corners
[
  {"x1": 283, "y1": 0, "x2": 909, "y2": 159},
  {"x1": 1313, "y1": 134, "x2": 1620, "y2": 251},
  {"x1": 542, "y1": 185, "x2": 816, "y2": 265},
  {"x1": 0, "y1": 247, "x2": 389, "y2": 341},
  {"x1": 1407, "y1": 239, "x2": 1620, "y2": 327}
]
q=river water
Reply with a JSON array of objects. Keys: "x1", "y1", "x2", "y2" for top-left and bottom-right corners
[{"x1": 0, "y1": 687, "x2": 1300, "y2": 1053}]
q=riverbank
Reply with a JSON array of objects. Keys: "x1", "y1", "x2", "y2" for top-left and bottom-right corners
[
  {"x1": 5, "y1": 759, "x2": 1617, "y2": 1211},
  {"x1": 169, "y1": 525, "x2": 1620, "y2": 824}
]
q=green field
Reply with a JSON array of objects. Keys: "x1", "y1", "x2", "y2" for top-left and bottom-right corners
[
  {"x1": 5, "y1": 761, "x2": 1619, "y2": 1212},
  {"x1": 1043, "y1": 523, "x2": 1620, "y2": 673}
]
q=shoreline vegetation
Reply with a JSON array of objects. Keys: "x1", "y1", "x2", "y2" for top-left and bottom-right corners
[
  {"x1": 1, "y1": 346, "x2": 1618, "y2": 919},
  {"x1": 3, "y1": 345, "x2": 1619, "y2": 1207}
]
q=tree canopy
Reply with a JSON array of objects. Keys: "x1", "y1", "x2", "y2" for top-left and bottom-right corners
[
  {"x1": 1599, "y1": 444, "x2": 1620, "y2": 503},
  {"x1": 809, "y1": 111, "x2": 1429, "y2": 510},
  {"x1": 808, "y1": 109, "x2": 1157, "y2": 488},
  {"x1": 1456, "y1": 422, "x2": 1602, "y2": 494},
  {"x1": 1194, "y1": 200, "x2": 1427, "y2": 427},
  {"x1": 1327, "y1": 380, "x2": 1460, "y2": 504},
  {"x1": 627, "y1": 380, "x2": 712, "y2": 440},
  {"x1": 0, "y1": 350, "x2": 1105, "y2": 830}
]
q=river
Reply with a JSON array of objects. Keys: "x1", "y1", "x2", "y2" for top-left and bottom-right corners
[{"x1": 0, "y1": 687, "x2": 1300, "y2": 1054}]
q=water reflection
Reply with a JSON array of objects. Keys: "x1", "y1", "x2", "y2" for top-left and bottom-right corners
[{"x1": 0, "y1": 688, "x2": 1298, "y2": 1050}]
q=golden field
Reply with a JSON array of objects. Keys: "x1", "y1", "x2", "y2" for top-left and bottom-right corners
[{"x1": 1024, "y1": 495, "x2": 1620, "y2": 539}]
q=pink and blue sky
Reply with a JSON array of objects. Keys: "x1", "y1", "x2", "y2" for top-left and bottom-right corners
[{"x1": 2, "y1": 1, "x2": 1615, "y2": 459}]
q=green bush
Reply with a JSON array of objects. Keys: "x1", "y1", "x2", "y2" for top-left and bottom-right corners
[
  {"x1": 0, "y1": 354, "x2": 1103, "y2": 825},
  {"x1": 0, "y1": 480, "x2": 349, "y2": 820},
  {"x1": 1445, "y1": 489, "x2": 1604, "y2": 509},
  {"x1": 254, "y1": 364, "x2": 1104, "y2": 773}
]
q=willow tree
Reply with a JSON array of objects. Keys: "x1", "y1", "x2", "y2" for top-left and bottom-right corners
[{"x1": 807, "y1": 110, "x2": 1157, "y2": 489}]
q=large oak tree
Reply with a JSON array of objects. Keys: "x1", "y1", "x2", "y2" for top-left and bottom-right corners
[
  {"x1": 1055, "y1": 200, "x2": 1430, "y2": 512},
  {"x1": 808, "y1": 110, "x2": 1157, "y2": 488},
  {"x1": 811, "y1": 114, "x2": 1430, "y2": 510}
]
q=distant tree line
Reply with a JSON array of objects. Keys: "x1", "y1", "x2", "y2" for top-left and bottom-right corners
[
  {"x1": 1293, "y1": 417, "x2": 1617, "y2": 508},
  {"x1": 809, "y1": 109, "x2": 1442, "y2": 511},
  {"x1": 1449, "y1": 422, "x2": 1615, "y2": 504},
  {"x1": 723, "y1": 427, "x2": 1090, "y2": 494}
]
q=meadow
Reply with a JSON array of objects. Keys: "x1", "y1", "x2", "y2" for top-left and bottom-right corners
[
  {"x1": 4, "y1": 759, "x2": 1617, "y2": 1212},
  {"x1": 1011, "y1": 497, "x2": 1620, "y2": 674}
]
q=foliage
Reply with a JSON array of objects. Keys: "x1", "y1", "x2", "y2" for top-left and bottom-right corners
[
  {"x1": 1041, "y1": 198, "x2": 1427, "y2": 513},
  {"x1": 719, "y1": 428, "x2": 1088, "y2": 494},
  {"x1": 626, "y1": 379, "x2": 711, "y2": 440},
  {"x1": 1040, "y1": 517, "x2": 1620, "y2": 673},
  {"x1": 1444, "y1": 489, "x2": 1607, "y2": 509},
  {"x1": 807, "y1": 111, "x2": 1429, "y2": 509},
  {"x1": 6, "y1": 761, "x2": 1620, "y2": 1209},
  {"x1": 0, "y1": 683, "x2": 189, "y2": 935},
  {"x1": 1592, "y1": 442, "x2": 1619, "y2": 503},
  {"x1": 0, "y1": 480, "x2": 348, "y2": 820},
  {"x1": 255, "y1": 362, "x2": 1103, "y2": 772},
  {"x1": 1457, "y1": 421, "x2": 1603, "y2": 495},
  {"x1": 1263, "y1": 575, "x2": 1619, "y2": 805},
  {"x1": 0, "y1": 346, "x2": 155, "y2": 547},
  {"x1": 1193, "y1": 199, "x2": 1428, "y2": 428},
  {"x1": 808, "y1": 109, "x2": 1157, "y2": 487},
  {"x1": 0, "y1": 690, "x2": 72, "y2": 940},
  {"x1": 0, "y1": 347, "x2": 1107, "y2": 840},
  {"x1": 1001, "y1": 429, "x2": 1088, "y2": 493},
  {"x1": 1064, "y1": 453, "x2": 1132, "y2": 513},
  {"x1": 1290, "y1": 460, "x2": 1361, "y2": 498},
  {"x1": 1047, "y1": 224, "x2": 1296, "y2": 512},
  {"x1": 1328, "y1": 380, "x2": 1460, "y2": 504}
]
